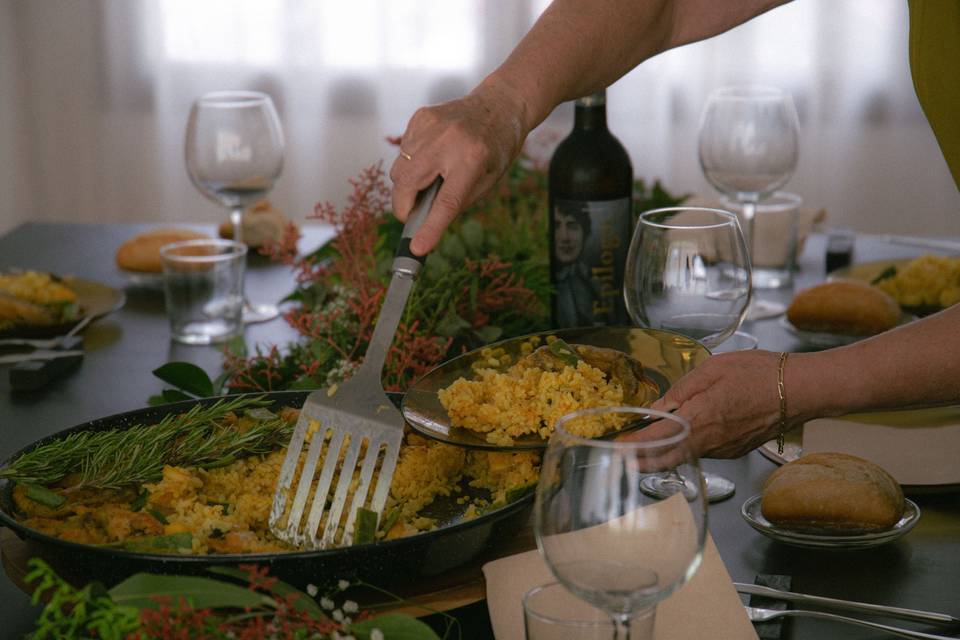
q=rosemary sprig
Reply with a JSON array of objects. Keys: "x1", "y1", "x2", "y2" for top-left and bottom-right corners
[{"x1": 0, "y1": 396, "x2": 293, "y2": 489}]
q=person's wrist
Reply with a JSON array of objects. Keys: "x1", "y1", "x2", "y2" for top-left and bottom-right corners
[
  {"x1": 783, "y1": 351, "x2": 844, "y2": 426},
  {"x1": 473, "y1": 74, "x2": 539, "y2": 145}
]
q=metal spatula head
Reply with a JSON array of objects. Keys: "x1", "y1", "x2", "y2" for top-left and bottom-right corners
[{"x1": 269, "y1": 179, "x2": 441, "y2": 550}]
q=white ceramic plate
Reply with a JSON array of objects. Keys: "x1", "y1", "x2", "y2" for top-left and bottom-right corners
[
  {"x1": 741, "y1": 494, "x2": 920, "y2": 550},
  {"x1": 779, "y1": 314, "x2": 914, "y2": 350},
  {"x1": 117, "y1": 268, "x2": 165, "y2": 291}
]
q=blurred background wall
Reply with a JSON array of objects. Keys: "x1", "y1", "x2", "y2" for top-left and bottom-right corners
[{"x1": 0, "y1": 0, "x2": 957, "y2": 237}]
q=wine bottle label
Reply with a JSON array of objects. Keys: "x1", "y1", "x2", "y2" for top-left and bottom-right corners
[{"x1": 551, "y1": 197, "x2": 632, "y2": 327}]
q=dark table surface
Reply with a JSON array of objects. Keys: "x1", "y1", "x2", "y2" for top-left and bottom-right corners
[{"x1": 1, "y1": 222, "x2": 958, "y2": 639}]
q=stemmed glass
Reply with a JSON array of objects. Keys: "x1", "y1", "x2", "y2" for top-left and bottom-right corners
[
  {"x1": 185, "y1": 90, "x2": 285, "y2": 323},
  {"x1": 698, "y1": 85, "x2": 799, "y2": 319},
  {"x1": 535, "y1": 406, "x2": 707, "y2": 640},
  {"x1": 624, "y1": 206, "x2": 751, "y2": 502}
]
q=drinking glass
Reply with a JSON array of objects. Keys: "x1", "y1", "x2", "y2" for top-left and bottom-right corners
[
  {"x1": 624, "y1": 206, "x2": 751, "y2": 502},
  {"x1": 535, "y1": 406, "x2": 707, "y2": 640},
  {"x1": 698, "y1": 85, "x2": 799, "y2": 318},
  {"x1": 185, "y1": 90, "x2": 285, "y2": 323}
]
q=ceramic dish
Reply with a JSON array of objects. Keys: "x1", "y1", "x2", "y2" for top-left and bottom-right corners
[
  {"x1": 117, "y1": 268, "x2": 165, "y2": 291},
  {"x1": 741, "y1": 494, "x2": 920, "y2": 550},
  {"x1": 828, "y1": 259, "x2": 948, "y2": 317},
  {"x1": 0, "y1": 273, "x2": 126, "y2": 339},
  {"x1": 402, "y1": 326, "x2": 710, "y2": 451},
  {"x1": 779, "y1": 313, "x2": 914, "y2": 350}
]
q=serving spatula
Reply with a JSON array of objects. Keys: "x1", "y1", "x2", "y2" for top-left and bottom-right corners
[{"x1": 269, "y1": 178, "x2": 440, "y2": 550}]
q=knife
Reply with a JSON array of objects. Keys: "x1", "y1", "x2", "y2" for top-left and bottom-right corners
[
  {"x1": 878, "y1": 234, "x2": 960, "y2": 253},
  {"x1": 735, "y1": 583, "x2": 960, "y2": 626},
  {"x1": 0, "y1": 350, "x2": 85, "y2": 365}
]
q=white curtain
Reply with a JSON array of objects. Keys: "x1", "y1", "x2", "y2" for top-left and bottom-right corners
[{"x1": 1, "y1": 0, "x2": 957, "y2": 237}]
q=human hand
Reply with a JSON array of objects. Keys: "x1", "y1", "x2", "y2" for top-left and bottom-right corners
[
  {"x1": 623, "y1": 350, "x2": 787, "y2": 459},
  {"x1": 389, "y1": 82, "x2": 528, "y2": 255}
]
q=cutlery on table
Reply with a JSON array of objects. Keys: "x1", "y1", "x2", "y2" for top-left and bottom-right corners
[
  {"x1": 0, "y1": 313, "x2": 94, "y2": 349},
  {"x1": 0, "y1": 349, "x2": 85, "y2": 365},
  {"x1": 877, "y1": 234, "x2": 960, "y2": 253},
  {"x1": 736, "y1": 583, "x2": 960, "y2": 626},
  {"x1": 269, "y1": 178, "x2": 440, "y2": 550},
  {"x1": 745, "y1": 606, "x2": 959, "y2": 640}
]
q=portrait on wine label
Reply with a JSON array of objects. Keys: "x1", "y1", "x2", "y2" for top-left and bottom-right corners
[{"x1": 552, "y1": 198, "x2": 631, "y2": 327}]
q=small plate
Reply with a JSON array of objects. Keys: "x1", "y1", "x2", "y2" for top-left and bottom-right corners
[
  {"x1": 401, "y1": 326, "x2": 710, "y2": 451},
  {"x1": 779, "y1": 314, "x2": 914, "y2": 350},
  {"x1": 118, "y1": 268, "x2": 165, "y2": 291},
  {"x1": 828, "y1": 259, "x2": 946, "y2": 317},
  {"x1": 741, "y1": 494, "x2": 920, "y2": 549},
  {"x1": 0, "y1": 273, "x2": 126, "y2": 339}
]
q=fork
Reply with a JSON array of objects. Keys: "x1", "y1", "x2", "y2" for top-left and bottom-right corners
[
  {"x1": 269, "y1": 178, "x2": 440, "y2": 550},
  {"x1": 745, "y1": 606, "x2": 960, "y2": 639},
  {"x1": 0, "y1": 313, "x2": 94, "y2": 349}
]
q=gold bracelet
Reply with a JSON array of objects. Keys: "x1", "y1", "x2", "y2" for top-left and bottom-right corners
[{"x1": 777, "y1": 352, "x2": 789, "y2": 455}]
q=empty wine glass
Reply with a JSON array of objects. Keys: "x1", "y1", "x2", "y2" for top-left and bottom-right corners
[
  {"x1": 624, "y1": 206, "x2": 751, "y2": 502},
  {"x1": 535, "y1": 406, "x2": 707, "y2": 640},
  {"x1": 185, "y1": 90, "x2": 285, "y2": 323},
  {"x1": 698, "y1": 85, "x2": 799, "y2": 319}
]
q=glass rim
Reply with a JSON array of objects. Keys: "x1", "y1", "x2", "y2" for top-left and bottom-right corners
[
  {"x1": 160, "y1": 238, "x2": 247, "y2": 263},
  {"x1": 195, "y1": 90, "x2": 273, "y2": 107},
  {"x1": 720, "y1": 191, "x2": 802, "y2": 213},
  {"x1": 708, "y1": 84, "x2": 790, "y2": 100},
  {"x1": 553, "y1": 406, "x2": 691, "y2": 449},
  {"x1": 522, "y1": 581, "x2": 613, "y2": 628},
  {"x1": 638, "y1": 206, "x2": 740, "y2": 231}
]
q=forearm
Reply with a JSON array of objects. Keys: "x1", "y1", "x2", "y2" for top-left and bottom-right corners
[
  {"x1": 787, "y1": 304, "x2": 960, "y2": 422},
  {"x1": 478, "y1": 0, "x2": 791, "y2": 135}
]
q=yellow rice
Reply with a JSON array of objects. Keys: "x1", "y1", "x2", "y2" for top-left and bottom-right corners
[{"x1": 438, "y1": 358, "x2": 628, "y2": 445}]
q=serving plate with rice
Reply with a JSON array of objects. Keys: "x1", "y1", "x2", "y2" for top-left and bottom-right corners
[
  {"x1": 403, "y1": 326, "x2": 711, "y2": 450},
  {"x1": 0, "y1": 392, "x2": 536, "y2": 590}
]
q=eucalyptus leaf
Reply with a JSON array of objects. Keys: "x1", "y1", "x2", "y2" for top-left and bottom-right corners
[
  {"x1": 147, "y1": 394, "x2": 168, "y2": 407},
  {"x1": 109, "y1": 573, "x2": 268, "y2": 610},
  {"x1": 459, "y1": 218, "x2": 485, "y2": 252},
  {"x1": 349, "y1": 613, "x2": 442, "y2": 640},
  {"x1": 152, "y1": 362, "x2": 214, "y2": 398},
  {"x1": 435, "y1": 310, "x2": 471, "y2": 338},
  {"x1": 439, "y1": 234, "x2": 466, "y2": 263},
  {"x1": 424, "y1": 253, "x2": 451, "y2": 277},
  {"x1": 161, "y1": 389, "x2": 194, "y2": 404},
  {"x1": 472, "y1": 325, "x2": 503, "y2": 344},
  {"x1": 207, "y1": 566, "x2": 327, "y2": 619},
  {"x1": 288, "y1": 376, "x2": 321, "y2": 391}
]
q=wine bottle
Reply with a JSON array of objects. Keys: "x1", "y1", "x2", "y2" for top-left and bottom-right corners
[{"x1": 548, "y1": 90, "x2": 634, "y2": 328}]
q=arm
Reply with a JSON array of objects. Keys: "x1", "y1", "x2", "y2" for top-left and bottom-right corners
[
  {"x1": 390, "y1": 0, "x2": 791, "y2": 254},
  {"x1": 647, "y1": 304, "x2": 960, "y2": 458}
]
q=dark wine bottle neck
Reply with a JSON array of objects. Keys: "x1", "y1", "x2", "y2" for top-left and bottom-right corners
[{"x1": 573, "y1": 92, "x2": 608, "y2": 131}]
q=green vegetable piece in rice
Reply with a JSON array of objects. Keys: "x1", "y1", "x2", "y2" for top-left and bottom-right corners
[
  {"x1": 354, "y1": 507, "x2": 379, "y2": 544},
  {"x1": 24, "y1": 484, "x2": 66, "y2": 509},
  {"x1": 130, "y1": 489, "x2": 148, "y2": 512},
  {"x1": 547, "y1": 338, "x2": 580, "y2": 367},
  {"x1": 505, "y1": 482, "x2": 536, "y2": 504},
  {"x1": 120, "y1": 532, "x2": 193, "y2": 553}
]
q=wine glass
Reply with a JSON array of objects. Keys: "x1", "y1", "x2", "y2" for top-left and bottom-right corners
[
  {"x1": 185, "y1": 90, "x2": 285, "y2": 323},
  {"x1": 535, "y1": 406, "x2": 707, "y2": 640},
  {"x1": 624, "y1": 206, "x2": 751, "y2": 502},
  {"x1": 698, "y1": 85, "x2": 799, "y2": 319}
]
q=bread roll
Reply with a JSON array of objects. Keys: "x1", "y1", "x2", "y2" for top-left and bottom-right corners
[
  {"x1": 116, "y1": 228, "x2": 209, "y2": 273},
  {"x1": 787, "y1": 280, "x2": 901, "y2": 335},
  {"x1": 761, "y1": 452, "x2": 905, "y2": 533},
  {"x1": 218, "y1": 200, "x2": 293, "y2": 248}
]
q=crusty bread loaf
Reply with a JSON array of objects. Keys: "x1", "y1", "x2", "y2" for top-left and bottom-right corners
[
  {"x1": 218, "y1": 200, "x2": 294, "y2": 248},
  {"x1": 787, "y1": 280, "x2": 901, "y2": 336},
  {"x1": 761, "y1": 452, "x2": 905, "y2": 533},
  {"x1": 116, "y1": 228, "x2": 209, "y2": 273}
]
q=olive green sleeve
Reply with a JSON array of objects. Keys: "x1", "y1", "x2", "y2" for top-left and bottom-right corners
[{"x1": 908, "y1": 0, "x2": 960, "y2": 190}]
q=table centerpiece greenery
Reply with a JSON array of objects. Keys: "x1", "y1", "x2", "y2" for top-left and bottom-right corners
[{"x1": 151, "y1": 155, "x2": 683, "y2": 401}]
